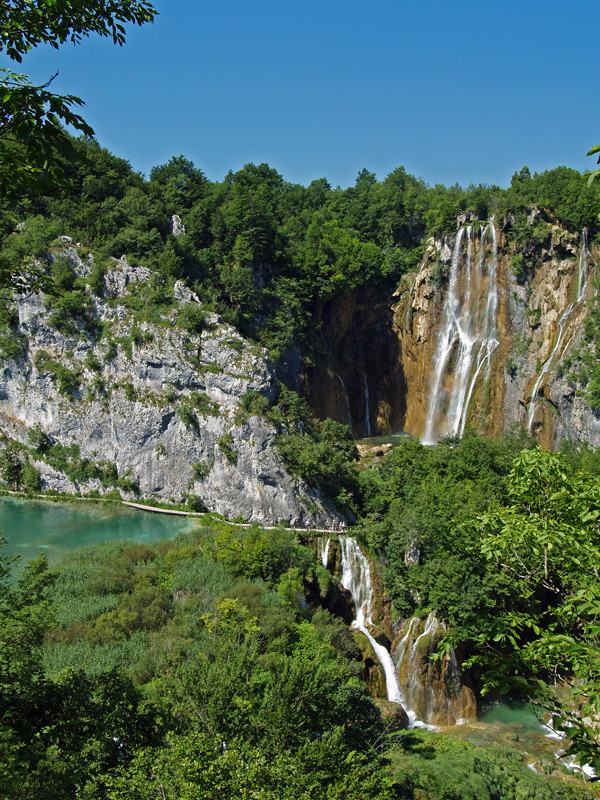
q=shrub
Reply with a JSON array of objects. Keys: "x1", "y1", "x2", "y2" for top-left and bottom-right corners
[
  {"x1": 177, "y1": 303, "x2": 206, "y2": 334},
  {"x1": 217, "y1": 434, "x2": 237, "y2": 465},
  {"x1": 0, "y1": 332, "x2": 26, "y2": 359},
  {"x1": 192, "y1": 460, "x2": 213, "y2": 480}
]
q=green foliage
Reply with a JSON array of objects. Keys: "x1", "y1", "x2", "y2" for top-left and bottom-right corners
[
  {"x1": 446, "y1": 447, "x2": 600, "y2": 771},
  {"x1": 234, "y1": 389, "x2": 272, "y2": 423},
  {"x1": 276, "y1": 417, "x2": 359, "y2": 512},
  {"x1": 0, "y1": 1, "x2": 156, "y2": 208},
  {"x1": 4, "y1": 127, "x2": 600, "y2": 360},
  {"x1": 87, "y1": 259, "x2": 108, "y2": 294},
  {"x1": 34, "y1": 351, "x2": 82, "y2": 397},
  {"x1": 176, "y1": 403, "x2": 197, "y2": 430},
  {"x1": 176, "y1": 302, "x2": 206, "y2": 334},
  {"x1": 217, "y1": 433, "x2": 237, "y2": 465},
  {"x1": 387, "y1": 730, "x2": 584, "y2": 800},
  {"x1": 0, "y1": 440, "x2": 23, "y2": 486},
  {"x1": 359, "y1": 431, "x2": 534, "y2": 621},
  {"x1": 191, "y1": 459, "x2": 213, "y2": 480}
]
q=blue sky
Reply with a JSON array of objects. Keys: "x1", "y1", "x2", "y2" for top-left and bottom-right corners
[{"x1": 13, "y1": 0, "x2": 600, "y2": 188}]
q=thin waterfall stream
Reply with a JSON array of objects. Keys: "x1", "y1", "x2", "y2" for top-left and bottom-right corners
[
  {"x1": 527, "y1": 303, "x2": 574, "y2": 432},
  {"x1": 319, "y1": 536, "x2": 330, "y2": 568},
  {"x1": 527, "y1": 229, "x2": 591, "y2": 431},
  {"x1": 336, "y1": 374, "x2": 353, "y2": 430},
  {"x1": 363, "y1": 373, "x2": 372, "y2": 437},
  {"x1": 577, "y1": 229, "x2": 589, "y2": 303}
]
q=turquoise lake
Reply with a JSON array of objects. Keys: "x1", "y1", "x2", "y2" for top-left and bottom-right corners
[{"x1": 0, "y1": 496, "x2": 195, "y2": 566}]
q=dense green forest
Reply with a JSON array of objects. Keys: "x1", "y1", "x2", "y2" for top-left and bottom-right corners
[
  {"x1": 2, "y1": 434, "x2": 600, "y2": 798},
  {"x1": 2, "y1": 138, "x2": 600, "y2": 797},
  {"x1": 2, "y1": 137, "x2": 600, "y2": 361},
  {"x1": 2, "y1": 466, "x2": 597, "y2": 799}
]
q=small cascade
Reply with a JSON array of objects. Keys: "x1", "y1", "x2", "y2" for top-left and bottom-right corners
[
  {"x1": 363, "y1": 373, "x2": 372, "y2": 437},
  {"x1": 577, "y1": 229, "x2": 589, "y2": 303},
  {"x1": 339, "y1": 537, "x2": 410, "y2": 711},
  {"x1": 422, "y1": 219, "x2": 499, "y2": 444},
  {"x1": 337, "y1": 538, "x2": 476, "y2": 727},
  {"x1": 527, "y1": 304, "x2": 574, "y2": 432},
  {"x1": 336, "y1": 375, "x2": 353, "y2": 430},
  {"x1": 319, "y1": 536, "x2": 330, "y2": 568},
  {"x1": 394, "y1": 613, "x2": 477, "y2": 726}
]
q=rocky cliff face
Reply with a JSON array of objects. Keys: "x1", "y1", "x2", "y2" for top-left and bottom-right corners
[
  {"x1": 304, "y1": 289, "x2": 406, "y2": 437},
  {"x1": 0, "y1": 247, "x2": 338, "y2": 525},
  {"x1": 305, "y1": 214, "x2": 599, "y2": 448}
]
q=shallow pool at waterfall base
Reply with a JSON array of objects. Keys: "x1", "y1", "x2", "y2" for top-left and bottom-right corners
[
  {"x1": 355, "y1": 433, "x2": 414, "y2": 447},
  {"x1": 478, "y1": 700, "x2": 547, "y2": 733},
  {"x1": 449, "y1": 699, "x2": 552, "y2": 753},
  {"x1": 0, "y1": 496, "x2": 194, "y2": 570}
]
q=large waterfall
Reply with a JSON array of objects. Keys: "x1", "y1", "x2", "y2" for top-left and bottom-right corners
[{"x1": 422, "y1": 220, "x2": 499, "y2": 444}]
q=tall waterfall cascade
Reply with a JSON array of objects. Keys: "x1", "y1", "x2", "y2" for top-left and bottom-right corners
[{"x1": 422, "y1": 219, "x2": 499, "y2": 444}]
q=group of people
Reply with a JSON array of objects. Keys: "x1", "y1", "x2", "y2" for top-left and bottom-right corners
[{"x1": 302, "y1": 519, "x2": 347, "y2": 532}]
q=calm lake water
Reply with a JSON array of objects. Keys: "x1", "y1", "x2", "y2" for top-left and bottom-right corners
[{"x1": 0, "y1": 496, "x2": 195, "y2": 566}]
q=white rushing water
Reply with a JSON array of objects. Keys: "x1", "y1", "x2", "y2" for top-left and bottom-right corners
[
  {"x1": 340, "y1": 537, "x2": 407, "y2": 707},
  {"x1": 319, "y1": 536, "x2": 330, "y2": 568},
  {"x1": 577, "y1": 228, "x2": 589, "y2": 303},
  {"x1": 422, "y1": 227, "x2": 465, "y2": 444},
  {"x1": 338, "y1": 536, "x2": 431, "y2": 727},
  {"x1": 422, "y1": 219, "x2": 499, "y2": 444},
  {"x1": 363, "y1": 373, "x2": 372, "y2": 437},
  {"x1": 527, "y1": 304, "x2": 574, "y2": 432}
]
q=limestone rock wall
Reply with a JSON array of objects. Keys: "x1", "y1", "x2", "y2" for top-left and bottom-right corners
[
  {"x1": 0, "y1": 249, "x2": 338, "y2": 525},
  {"x1": 304, "y1": 289, "x2": 406, "y2": 437}
]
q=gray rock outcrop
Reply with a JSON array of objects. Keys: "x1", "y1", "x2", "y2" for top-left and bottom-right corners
[{"x1": 0, "y1": 249, "x2": 339, "y2": 525}]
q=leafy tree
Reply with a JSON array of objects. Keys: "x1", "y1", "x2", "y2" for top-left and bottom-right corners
[
  {"x1": 0, "y1": 0, "x2": 156, "y2": 200},
  {"x1": 149, "y1": 155, "x2": 207, "y2": 212},
  {"x1": 453, "y1": 447, "x2": 600, "y2": 772}
]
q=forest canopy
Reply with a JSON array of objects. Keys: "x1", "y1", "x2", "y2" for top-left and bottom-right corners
[{"x1": 2, "y1": 136, "x2": 599, "y2": 357}]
